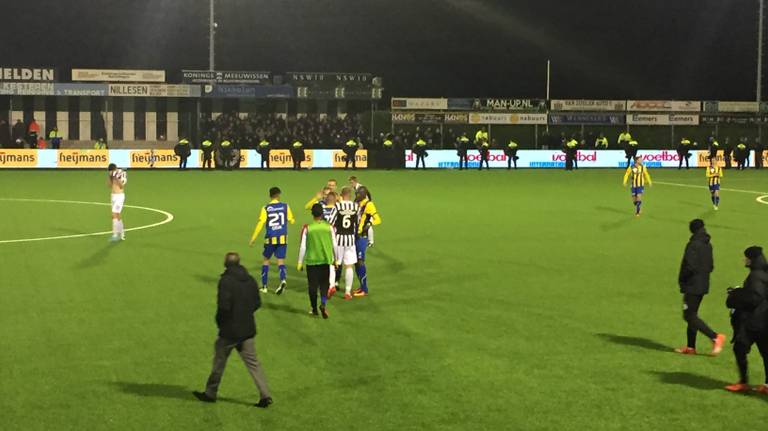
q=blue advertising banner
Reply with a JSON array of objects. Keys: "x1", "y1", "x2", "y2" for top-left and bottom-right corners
[
  {"x1": 203, "y1": 84, "x2": 294, "y2": 98},
  {"x1": 548, "y1": 114, "x2": 625, "y2": 125},
  {"x1": 54, "y1": 83, "x2": 108, "y2": 96}
]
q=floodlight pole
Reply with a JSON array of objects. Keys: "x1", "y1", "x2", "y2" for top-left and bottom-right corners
[{"x1": 209, "y1": 0, "x2": 216, "y2": 71}]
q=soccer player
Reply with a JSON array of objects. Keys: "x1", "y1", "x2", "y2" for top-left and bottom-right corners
[
  {"x1": 329, "y1": 187, "x2": 359, "y2": 300},
  {"x1": 304, "y1": 187, "x2": 332, "y2": 211},
  {"x1": 622, "y1": 156, "x2": 652, "y2": 217},
  {"x1": 348, "y1": 176, "x2": 373, "y2": 244},
  {"x1": 249, "y1": 187, "x2": 295, "y2": 295},
  {"x1": 107, "y1": 164, "x2": 127, "y2": 241},
  {"x1": 297, "y1": 204, "x2": 337, "y2": 319},
  {"x1": 706, "y1": 159, "x2": 722, "y2": 210},
  {"x1": 353, "y1": 186, "x2": 381, "y2": 297}
]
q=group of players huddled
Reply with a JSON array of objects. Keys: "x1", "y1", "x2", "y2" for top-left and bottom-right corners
[{"x1": 247, "y1": 176, "x2": 381, "y2": 318}]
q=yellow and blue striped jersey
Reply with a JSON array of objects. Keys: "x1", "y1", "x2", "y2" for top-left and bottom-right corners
[
  {"x1": 623, "y1": 164, "x2": 652, "y2": 188},
  {"x1": 250, "y1": 199, "x2": 295, "y2": 245},
  {"x1": 706, "y1": 166, "x2": 723, "y2": 186},
  {"x1": 357, "y1": 198, "x2": 381, "y2": 236}
]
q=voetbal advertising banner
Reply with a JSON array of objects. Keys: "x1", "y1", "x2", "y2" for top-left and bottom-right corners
[
  {"x1": 626, "y1": 114, "x2": 699, "y2": 125},
  {"x1": 391, "y1": 98, "x2": 448, "y2": 110},
  {"x1": 549, "y1": 114, "x2": 625, "y2": 125},
  {"x1": 0, "y1": 150, "x2": 368, "y2": 169},
  {"x1": 550, "y1": 100, "x2": 626, "y2": 111},
  {"x1": 108, "y1": 84, "x2": 201, "y2": 98},
  {"x1": 472, "y1": 98, "x2": 547, "y2": 112},
  {"x1": 202, "y1": 84, "x2": 293, "y2": 98},
  {"x1": 404, "y1": 149, "x2": 693, "y2": 169},
  {"x1": 468, "y1": 112, "x2": 547, "y2": 125},
  {"x1": 626, "y1": 100, "x2": 701, "y2": 112},
  {"x1": 182, "y1": 70, "x2": 271, "y2": 84},
  {"x1": 0, "y1": 67, "x2": 57, "y2": 82},
  {"x1": 72, "y1": 69, "x2": 166, "y2": 83}
]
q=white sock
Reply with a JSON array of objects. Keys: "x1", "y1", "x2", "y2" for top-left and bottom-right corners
[
  {"x1": 112, "y1": 219, "x2": 119, "y2": 236},
  {"x1": 118, "y1": 220, "x2": 124, "y2": 236},
  {"x1": 345, "y1": 266, "x2": 354, "y2": 294},
  {"x1": 329, "y1": 265, "x2": 336, "y2": 288}
]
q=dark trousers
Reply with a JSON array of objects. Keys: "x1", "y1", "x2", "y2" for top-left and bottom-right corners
[
  {"x1": 573, "y1": 153, "x2": 579, "y2": 169},
  {"x1": 345, "y1": 153, "x2": 357, "y2": 170},
  {"x1": 506, "y1": 154, "x2": 518, "y2": 169},
  {"x1": 204, "y1": 336, "x2": 271, "y2": 400},
  {"x1": 261, "y1": 152, "x2": 270, "y2": 169},
  {"x1": 458, "y1": 152, "x2": 467, "y2": 170},
  {"x1": 179, "y1": 157, "x2": 188, "y2": 169},
  {"x1": 415, "y1": 154, "x2": 426, "y2": 169},
  {"x1": 683, "y1": 293, "x2": 717, "y2": 348},
  {"x1": 733, "y1": 330, "x2": 768, "y2": 384},
  {"x1": 292, "y1": 160, "x2": 301, "y2": 170},
  {"x1": 478, "y1": 152, "x2": 489, "y2": 170},
  {"x1": 565, "y1": 155, "x2": 574, "y2": 171},
  {"x1": 677, "y1": 153, "x2": 690, "y2": 169},
  {"x1": 307, "y1": 264, "x2": 330, "y2": 312},
  {"x1": 203, "y1": 157, "x2": 212, "y2": 169}
]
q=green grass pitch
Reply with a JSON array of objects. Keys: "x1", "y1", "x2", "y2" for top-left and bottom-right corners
[{"x1": 1, "y1": 168, "x2": 767, "y2": 430}]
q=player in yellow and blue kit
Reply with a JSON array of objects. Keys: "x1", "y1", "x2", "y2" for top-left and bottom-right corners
[
  {"x1": 706, "y1": 159, "x2": 722, "y2": 210},
  {"x1": 622, "y1": 156, "x2": 652, "y2": 217},
  {"x1": 249, "y1": 187, "x2": 295, "y2": 294},
  {"x1": 353, "y1": 186, "x2": 381, "y2": 297}
]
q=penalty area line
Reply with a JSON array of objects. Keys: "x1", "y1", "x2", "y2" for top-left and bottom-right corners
[{"x1": 0, "y1": 198, "x2": 175, "y2": 244}]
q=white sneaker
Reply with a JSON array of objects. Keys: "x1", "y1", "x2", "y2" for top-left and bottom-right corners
[
  {"x1": 259, "y1": 286, "x2": 268, "y2": 294},
  {"x1": 275, "y1": 280, "x2": 287, "y2": 295},
  {"x1": 714, "y1": 206, "x2": 719, "y2": 211}
]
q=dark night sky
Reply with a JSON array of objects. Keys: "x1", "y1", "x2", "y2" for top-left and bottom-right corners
[{"x1": 0, "y1": 0, "x2": 763, "y2": 100}]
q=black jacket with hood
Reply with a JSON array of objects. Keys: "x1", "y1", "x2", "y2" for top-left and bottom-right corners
[
  {"x1": 216, "y1": 264, "x2": 262, "y2": 342},
  {"x1": 678, "y1": 229, "x2": 714, "y2": 295},
  {"x1": 727, "y1": 254, "x2": 768, "y2": 336}
]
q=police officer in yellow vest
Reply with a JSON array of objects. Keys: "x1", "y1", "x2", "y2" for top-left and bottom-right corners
[
  {"x1": 624, "y1": 139, "x2": 639, "y2": 167},
  {"x1": 735, "y1": 139, "x2": 749, "y2": 170},
  {"x1": 220, "y1": 139, "x2": 234, "y2": 170},
  {"x1": 412, "y1": 136, "x2": 428, "y2": 170},
  {"x1": 475, "y1": 127, "x2": 489, "y2": 146},
  {"x1": 257, "y1": 137, "x2": 271, "y2": 170},
  {"x1": 456, "y1": 132, "x2": 471, "y2": 170},
  {"x1": 477, "y1": 136, "x2": 491, "y2": 171},
  {"x1": 381, "y1": 133, "x2": 395, "y2": 170},
  {"x1": 48, "y1": 127, "x2": 62, "y2": 149},
  {"x1": 618, "y1": 130, "x2": 632, "y2": 148},
  {"x1": 174, "y1": 138, "x2": 191, "y2": 170},
  {"x1": 201, "y1": 139, "x2": 214, "y2": 170},
  {"x1": 677, "y1": 137, "x2": 692, "y2": 169},
  {"x1": 564, "y1": 137, "x2": 578, "y2": 171},
  {"x1": 291, "y1": 140, "x2": 305, "y2": 170},
  {"x1": 344, "y1": 137, "x2": 360, "y2": 170},
  {"x1": 594, "y1": 133, "x2": 608, "y2": 149},
  {"x1": 707, "y1": 137, "x2": 720, "y2": 161},
  {"x1": 93, "y1": 138, "x2": 107, "y2": 150},
  {"x1": 504, "y1": 140, "x2": 519, "y2": 170}
]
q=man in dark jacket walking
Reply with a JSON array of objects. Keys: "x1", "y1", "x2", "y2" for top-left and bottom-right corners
[
  {"x1": 194, "y1": 252, "x2": 273, "y2": 407},
  {"x1": 725, "y1": 246, "x2": 768, "y2": 394},
  {"x1": 675, "y1": 219, "x2": 727, "y2": 355}
]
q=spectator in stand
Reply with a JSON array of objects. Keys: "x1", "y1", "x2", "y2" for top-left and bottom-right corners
[
  {"x1": 27, "y1": 118, "x2": 41, "y2": 149},
  {"x1": 48, "y1": 126, "x2": 62, "y2": 149},
  {"x1": 0, "y1": 119, "x2": 11, "y2": 148},
  {"x1": 12, "y1": 119, "x2": 25, "y2": 145}
]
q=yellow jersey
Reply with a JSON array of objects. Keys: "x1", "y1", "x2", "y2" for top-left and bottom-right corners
[
  {"x1": 706, "y1": 166, "x2": 722, "y2": 186},
  {"x1": 623, "y1": 164, "x2": 652, "y2": 188},
  {"x1": 357, "y1": 198, "x2": 381, "y2": 236},
  {"x1": 249, "y1": 199, "x2": 295, "y2": 245}
]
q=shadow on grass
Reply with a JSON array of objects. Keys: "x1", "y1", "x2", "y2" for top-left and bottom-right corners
[
  {"x1": 194, "y1": 274, "x2": 219, "y2": 284},
  {"x1": 649, "y1": 371, "x2": 729, "y2": 391},
  {"x1": 74, "y1": 243, "x2": 116, "y2": 269},
  {"x1": 110, "y1": 382, "x2": 252, "y2": 406},
  {"x1": 596, "y1": 333, "x2": 671, "y2": 352},
  {"x1": 371, "y1": 248, "x2": 405, "y2": 274},
  {"x1": 261, "y1": 301, "x2": 307, "y2": 315}
]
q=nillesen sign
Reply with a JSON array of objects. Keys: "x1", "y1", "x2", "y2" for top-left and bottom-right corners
[{"x1": 404, "y1": 149, "x2": 692, "y2": 169}]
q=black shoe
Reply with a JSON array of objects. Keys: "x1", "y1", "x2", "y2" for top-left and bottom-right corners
[
  {"x1": 255, "y1": 397, "x2": 273, "y2": 408},
  {"x1": 320, "y1": 305, "x2": 329, "y2": 319},
  {"x1": 193, "y1": 391, "x2": 216, "y2": 403},
  {"x1": 309, "y1": 308, "x2": 319, "y2": 316}
]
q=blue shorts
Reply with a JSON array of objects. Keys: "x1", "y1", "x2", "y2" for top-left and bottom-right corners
[
  {"x1": 263, "y1": 244, "x2": 287, "y2": 260},
  {"x1": 709, "y1": 184, "x2": 720, "y2": 192},
  {"x1": 356, "y1": 237, "x2": 369, "y2": 261},
  {"x1": 631, "y1": 187, "x2": 644, "y2": 196}
]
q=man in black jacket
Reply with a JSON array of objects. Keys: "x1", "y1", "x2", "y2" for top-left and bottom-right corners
[
  {"x1": 725, "y1": 246, "x2": 768, "y2": 394},
  {"x1": 675, "y1": 219, "x2": 726, "y2": 355},
  {"x1": 194, "y1": 252, "x2": 273, "y2": 407}
]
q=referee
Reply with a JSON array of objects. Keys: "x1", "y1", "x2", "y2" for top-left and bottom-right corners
[{"x1": 297, "y1": 204, "x2": 337, "y2": 319}]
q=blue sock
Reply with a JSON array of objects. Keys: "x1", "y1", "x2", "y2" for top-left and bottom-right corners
[
  {"x1": 261, "y1": 265, "x2": 269, "y2": 286},
  {"x1": 279, "y1": 265, "x2": 287, "y2": 282},
  {"x1": 356, "y1": 264, "x2": 368, "y2": 292},
  {"x1": 635, "y1": 201, "x2": 642, "y2": 214},
  {"x1": 321, "y1": 294, "x2": 327, "y2": 306},
  {"x1": 711, "y1": 195, "x2": 716, "y2": 204}
]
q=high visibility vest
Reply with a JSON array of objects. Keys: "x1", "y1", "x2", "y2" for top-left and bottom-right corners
[
  {"x1": 292, "y1": 141, "x2": 303, "y2": 148},
  {"x1": 566, "y1": 139, "x2": 578, "y2": 148},
  {"x1": 48, "y1": 130, "x2": 59, "y2": 139},
  {"x1": 629, "y1": 140, "x2": 638, "y2": 147},
  {"x1": 459, "y1": 137, "x2": 470, "y2": 143},
  {"x1": 259, "y1": 140, "x2": 269, "y2": 148},
  {"x1": 202, "y1": 140, "x2": 213, "y2": 148},
  {"x1": 221, "y1": 140, "x2": 231, "y2": 147},
  {"x1": 383, "y1": 139, "x2": 393, "y2": 147},
  {"x1": 681, "y1": 139, "x2": 691, "y2": 146},
  {"x1": 416, "y1": 139, "x2": 426, "y2": 147},
  {"x1": 179, "y1": 138, "x2": 189, "y2": 145},
  {"x1": 596, "y1": 137, "x2": 608, "y2": 147},
  {"x1": 618, "y1": 132, "x2": 632, "y2": 143},
  {"x1": 508, "y1": 141, "x2": 518, "y2": 148},
  {"x1": 737, "y1": 143, "x2": 747, "y2": 150}
]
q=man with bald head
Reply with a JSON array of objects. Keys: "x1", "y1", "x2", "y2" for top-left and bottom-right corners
[{"x1": 194, "y1": 252, "x2": 273, "y2": 408}]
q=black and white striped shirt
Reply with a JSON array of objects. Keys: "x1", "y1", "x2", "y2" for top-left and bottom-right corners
[{"x1": 330, "y1": 200, "x2": 359, "y2": 247}]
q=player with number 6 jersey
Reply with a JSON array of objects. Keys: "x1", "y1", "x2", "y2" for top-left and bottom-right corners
[
  {"x1": 329, "y1": 187, "x2": 360, "y2": 299},
  {"x1": 249, "y1": 187, "x2": 295, "y2": 294}
]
